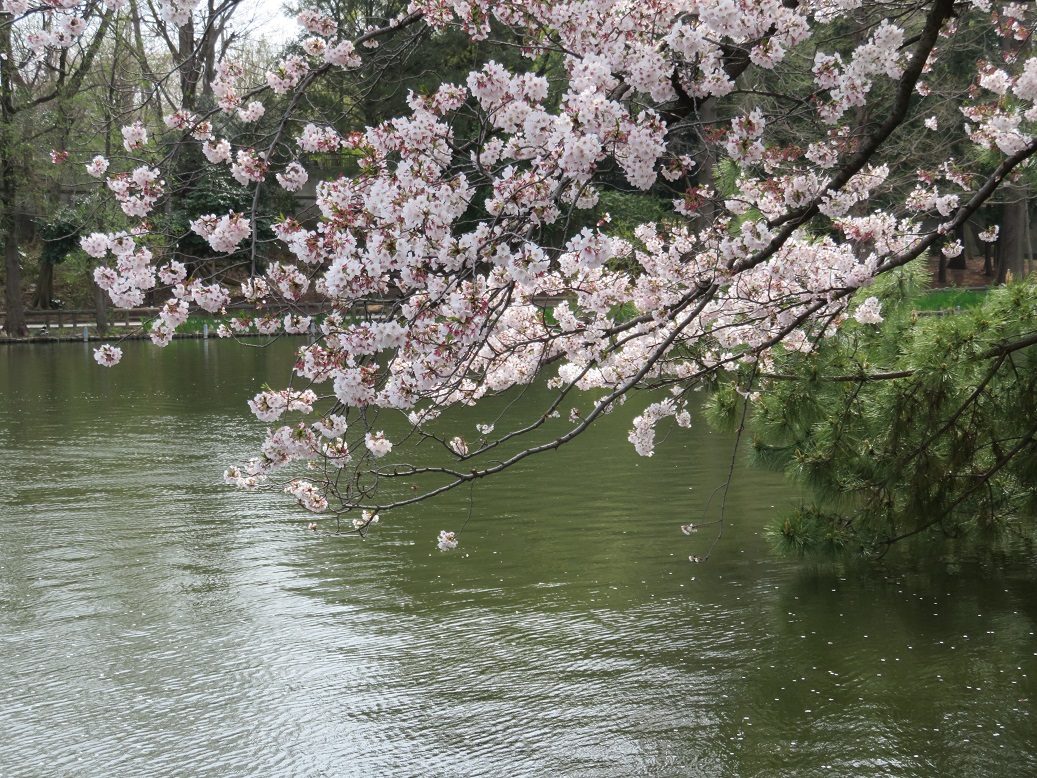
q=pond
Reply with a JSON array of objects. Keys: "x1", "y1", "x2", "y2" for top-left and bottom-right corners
[{"x1": 1, "y1": 339, "x2": 1034, "y2": 777}]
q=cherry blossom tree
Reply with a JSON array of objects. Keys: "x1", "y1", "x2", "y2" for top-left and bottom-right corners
[{"x1": 11, "y1": 0, "x2": 1037, "y2": 551}]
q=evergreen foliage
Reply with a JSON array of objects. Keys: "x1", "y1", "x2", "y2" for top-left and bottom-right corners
[
  {"x1": 36, "y1": 209, "x2": 82, "y2": 266},
  {"x1": 711, "y1": 265, "x2": 1037, "y2": 558}
]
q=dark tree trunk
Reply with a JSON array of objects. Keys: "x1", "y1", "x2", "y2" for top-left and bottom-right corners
[
  {"x1": 997, "y1": 184, "x2": 1027, "y2": 284},
  {"x1": 30, "y1": 261, "x2": 55, "y2": 309},
  {"x1": 2, "y1": 221, "x2": 26, "y2": 336},
  {"x1": 1026, "y1": 201, "x2": 1033, "y2": 278},
  {"x1": 694, "y1": 97, "x2": 717, "y2": 229},
  {"x1": 94, "y1": 282, "x2": 108, "y2": 334},
  {"x1": 1, "y1": 14, "x2": 26, "y2": 337},
  {"x1": 1, "y1": 151, "x2": 26, "y2": 336}
]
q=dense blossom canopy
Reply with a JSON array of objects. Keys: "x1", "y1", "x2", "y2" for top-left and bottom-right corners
[{"x1": 7, "y1": 0, "x2": 1037, "y2": 547}]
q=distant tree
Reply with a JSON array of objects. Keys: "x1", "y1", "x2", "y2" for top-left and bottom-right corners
[
  {"x1": 30, "y1": 208, "x2": 81, "y2": 308},
  {"x1": 2, "y1": 5, "x2": 113, "y2": 335}
]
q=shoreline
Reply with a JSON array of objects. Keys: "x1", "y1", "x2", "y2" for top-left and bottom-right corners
[{"x1": 0, "y1": 331, "x2": 300, "y2": 345}]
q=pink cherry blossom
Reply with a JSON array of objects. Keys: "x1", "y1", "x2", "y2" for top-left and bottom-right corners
[
  {"x1": 853, "y1": 297, "x2": 884, "y2": 325},
  {"x1": 275, "y1": 162, "x2": 308, "y2": 192},
  {"x1": 121, "y1": 121, "x2": 147, "y2": 152},
  {"x1": 230, "y1": 149, "x2": 268, "y2": 185},
  {"x1": 203, "y1": 139, "x2": 232, "y2": 164},
  {"x1": 92, "y1": 345, "x2": 123, "y2": 367},
  {"x1": 325, "y1": 40, "x2": 361, "y2": 68},
  {"x1": 364, "y1": 431, "x2": 392, "y2": 458},
  {"x1": 85, "y1": 155, "x2": 109, "y2": 177},
  {"x1": 236, "y1": 101, "x2": 265, "y2": 123},
  {"x1": 190, "y1": 212, "x2": 251, "y2": 253}
]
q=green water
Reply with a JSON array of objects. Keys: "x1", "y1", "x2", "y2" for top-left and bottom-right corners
[{"x1": 1, "y1": 339, "x2": 1034, "y2": 777}]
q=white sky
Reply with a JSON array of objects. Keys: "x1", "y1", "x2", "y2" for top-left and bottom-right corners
[{"x1": 238, "y1": 0, "x2": 298, "y2": 44}]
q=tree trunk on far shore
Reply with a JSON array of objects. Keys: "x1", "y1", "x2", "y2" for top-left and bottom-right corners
[
  {"x1": 1, "y1": 14, "x2": 26, "y2": 337},
  {"x1": 997, "y1": 184, "x2": 1027, "y2": 284},
  {"x1": 2, "y1": 216, "x2": 26, "y2": 337},
  {"x1": 29, "y1": 261, "x2": 55, "y2": 309},
  {"x1": 694, "y1": 98, "x2": 717, "y2": 229},
  {"x1": 94, "y1": 282, "x2": 107, "y2": 334}
]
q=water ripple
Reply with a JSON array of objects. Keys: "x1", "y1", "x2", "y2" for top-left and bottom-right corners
[{"x1": 2, "y1": 341, "x2": 1035, "y2": 777}]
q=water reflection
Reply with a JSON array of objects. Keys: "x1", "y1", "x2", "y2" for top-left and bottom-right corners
[{"x1": 0, "y1": 340, "x2": 1034, "y2": 777}]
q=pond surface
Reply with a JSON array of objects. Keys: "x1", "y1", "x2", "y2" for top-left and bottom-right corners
[{"x1": 1, "y1": 339, "x2": 1035, "y2": 777}]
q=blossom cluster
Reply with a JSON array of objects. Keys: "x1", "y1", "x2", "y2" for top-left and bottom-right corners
[
  {"x1": 92, "y1": 344, "x2": 123, "y2": 367},
  {"x1": 88, "y1": 233, "x2": 156, "y2": 308},
  {"x1": 190, "y1": 212, "x2": 251, "y2": 254},
  {"x1": 212, "y1": 60, "x2": 245, "y2": 112},
  {"x1": 276, "y1": 162, "x2": 309, "y2": 192},
  {"x1": 85, "y1": 155, "x2": 109, "y2": 178},
  {"x1": 266, "y1": 55, "x2": 309, "y2": 95},
  {"x1": 284, "y1": 480, "x2": 328, "y2": 513},
  {"x1": 853, "y1": 297, "x2": 884, "y2": 325},
  {"x1": 121, "y1": 122, "x2": 148, "y2": 152},
  {"x1": 230, "y1": 149, "x2": 268, "y2": 185},
  {"x1": 107, "y1": 167, "x2": 164, "y2": 218}
]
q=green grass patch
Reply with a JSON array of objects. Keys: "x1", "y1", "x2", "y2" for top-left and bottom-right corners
[
  {"x1": 176, "y1": 315, "x2": 223, "y2": 334},
  {"x1": 913, "y1": 288, "x2": 988, "y2": 312}
]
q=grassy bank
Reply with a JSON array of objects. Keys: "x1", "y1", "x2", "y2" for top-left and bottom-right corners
[{"x1": 912, "y1": 287, "x2": 988, "y2": 312}]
